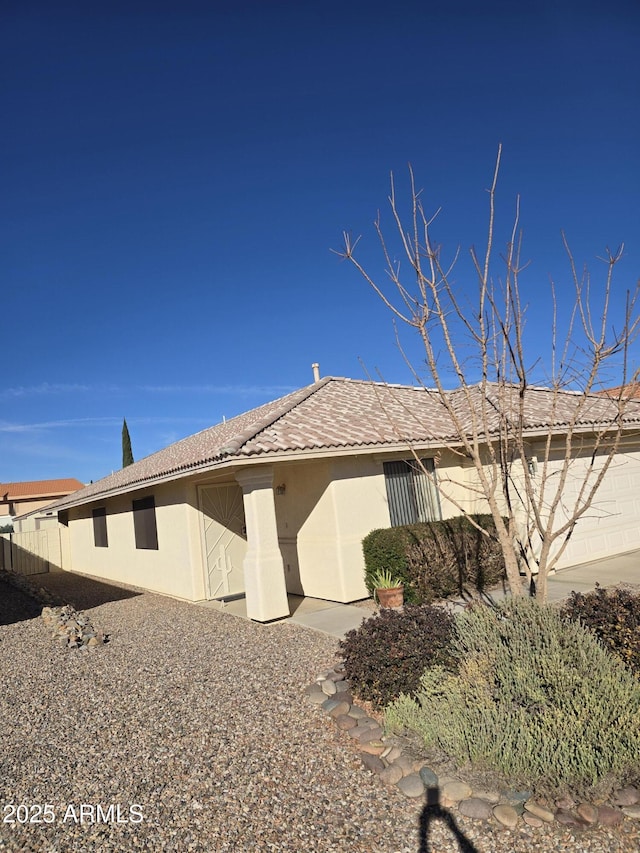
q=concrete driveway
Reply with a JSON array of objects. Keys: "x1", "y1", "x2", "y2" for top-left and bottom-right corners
[{"x1": 545, "y1": 548, "x2": 640, "y2": 601}]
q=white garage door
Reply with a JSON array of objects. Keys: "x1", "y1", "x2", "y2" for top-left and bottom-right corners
[{"x1": 549, "y1": 447, "x2": 640, "y2": 569}]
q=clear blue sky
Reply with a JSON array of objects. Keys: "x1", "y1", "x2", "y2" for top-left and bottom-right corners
[{"x1": 2, "y1": 0, "x2": 639, "y2": 484}]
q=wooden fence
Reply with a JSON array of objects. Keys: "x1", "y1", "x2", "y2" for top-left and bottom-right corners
[{"x1": 0, "y1": 528, "x2": 69, "y2": 576}]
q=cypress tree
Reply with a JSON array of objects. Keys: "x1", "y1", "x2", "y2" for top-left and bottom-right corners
[{"x1": 122, "y1": 418, "x2": 134, "y2": 468}]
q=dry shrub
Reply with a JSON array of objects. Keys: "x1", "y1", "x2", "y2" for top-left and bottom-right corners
[{"x1": 386, "y1": 597, "x2": 640, "y2": 798}]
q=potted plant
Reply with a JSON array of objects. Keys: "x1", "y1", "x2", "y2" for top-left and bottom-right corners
[{"x1": 371, "y1": 568, "x2": 404, "y2": 608}]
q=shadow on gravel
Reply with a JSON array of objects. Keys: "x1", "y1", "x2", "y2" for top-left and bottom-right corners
[
  {"x1": 29, "y1": 572, "x2": 142, "y2": 611},
  {"x1": 0, "y1": 580, "x2": 42, "y2": 626},
  {"x1": 419, "y1": 787, "x2": 479, "y2": 853}
]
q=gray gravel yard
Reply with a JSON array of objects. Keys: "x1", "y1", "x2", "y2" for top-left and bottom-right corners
[{"x1": 1, "y1": 576, "x2": 637, "y2": 852}]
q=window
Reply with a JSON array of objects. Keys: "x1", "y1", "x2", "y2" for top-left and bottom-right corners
[
  {"x1": 383, "y1": 458, "x2": 441, "y2": 527},
  {"x1": 133, "y1": 496, "x2": 158, "y2": 550},
  {"x1": 92, "y1": 507, "x2": 108, "y2": 547}
]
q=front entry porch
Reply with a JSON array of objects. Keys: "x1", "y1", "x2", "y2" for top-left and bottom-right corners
[{"x1": 194, "y1": 593, "x2": 370, "y2": 638}]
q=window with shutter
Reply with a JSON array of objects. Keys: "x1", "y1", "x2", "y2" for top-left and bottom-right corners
[
  {"x1": 383, "y1": 458, "x2": 441, "y2": 526},
  {"x1": 92, "y1": 507, "x2": 108, "y2": 548},
  {"x1": 132, "y1": 496, "x2": 158, "y2": 550}
]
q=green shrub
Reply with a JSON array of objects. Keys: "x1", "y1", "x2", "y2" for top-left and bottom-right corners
[
  {"x1": 362, "y1": 515, "x2": 506, "y2": 604},
  {"x1": 362, "y1": 527, "x2": 411, "y2": 593},
  {"x1": 385, "y1": 597, "x2": 640, "y2": 798},
  {"x1": 339, "y1": 605, "x2": 455, "y2": 709},
  {"x1": 562, "y1": 585, "x2": 640, "y2": 675}
]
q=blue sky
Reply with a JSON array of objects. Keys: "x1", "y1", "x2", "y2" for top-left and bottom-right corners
[{"x1": 2, "y1": 0, "x2": 639, "y2": 484}]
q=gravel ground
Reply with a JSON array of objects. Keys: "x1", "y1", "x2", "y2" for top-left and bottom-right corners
[
  {"x1": 0, "y1": 582, "x2": 41, "y2": 626},
  {"x1": 1, "y1": 574, "x2": 638, "y2": 852}
]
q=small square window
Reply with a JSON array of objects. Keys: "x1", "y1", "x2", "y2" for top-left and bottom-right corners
[
  {"x1": 133, "y1": 496, "x2": 158, "y2": 550},
  {"x1": 92, "y1": 507, "x2": 108, "y2": 548}
]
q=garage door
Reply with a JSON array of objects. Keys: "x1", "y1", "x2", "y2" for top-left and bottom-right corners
[{"x1": 548, "y1": 447, "x2": 640, "y2": 569}]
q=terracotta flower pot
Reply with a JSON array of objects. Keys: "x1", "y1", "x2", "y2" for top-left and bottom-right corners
[{"x1": 376, "y1": 585, "x2": 404, "y2": 608}]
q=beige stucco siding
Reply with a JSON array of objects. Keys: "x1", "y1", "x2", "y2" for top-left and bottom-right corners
[
  {"x1": 272, "y1": 456, "x2": 391, "y2": 602},
  {"x1": 272, "y1": 458, "x2": 336, "y2": 598},
  {"x1": 67, "y1": 480, "x2": 206, "y2": 601},
  {"x1": 432, "y1": 450, "x2": 483, "y2": 517},
  {"x1": 272, "y1": 451, "x2": 482, "y2": 602}
]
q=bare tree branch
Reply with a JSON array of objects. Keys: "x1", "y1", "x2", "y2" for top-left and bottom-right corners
[{"x1": 338, "y1": 153, "x2": 640, "y2": 601}]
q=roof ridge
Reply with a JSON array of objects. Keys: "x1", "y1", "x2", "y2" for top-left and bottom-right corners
[{"x1": 218, "y1": 376, "x2": 334, "y2": 456}]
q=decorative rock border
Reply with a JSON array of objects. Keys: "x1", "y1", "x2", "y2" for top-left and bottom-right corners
[{"x1": 305, "y1": 664, "x2": 640, "y2": 831}]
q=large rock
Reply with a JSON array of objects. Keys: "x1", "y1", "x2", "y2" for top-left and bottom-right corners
[
  {"x1": 493, "y1": 804, "x2": 519, "y2": 829},
  {"x1": 335, "y1": 714, "x2": 357, "y2": 731},
  {"x1": 361, "y1": 753, "x2": 385, "y2": 774},
  {"x1": 306, "y1": 690, "x2": 327, "y2": 705},
  {"x1": 502, "y1": 789, "x2": 533, "y2": 805},
  {"x1": 622, "y1": 805, "x2": 640, "y2": 819},
  {"x1": 379, "y1": 764, "x2": 404, "y2": 786},
  {"x1": 442, "y1": 781, "x2": 472, "y2": 803},
  {"x1": 576, "y1": 803, "x2": 598, "y2": 824},
  {"x1": 347, "y1": 705, "x2": 367, "y2": 719},
  {"x1": 382, "y1": 745, "x2": 402, "y2": 763},
  {"x1": 327, "y1": 701, "x2": 351, "y2": 719},
  {"x1": 472, "y1": 789, "x2": 500, "y2": 805},
  {"x1": 613, "y1": 786, "x2": 639, "y2": 806},
  {"x1": 321, "y1": 698, "x2": 342, "y2": 714},
  {"x1": 597, "y1": 806, "x2": 623, "y2": 826},
  {"x1": 321, "y1": 679, "x2": 337, "y2": 696},
  {"x1": 397, "y1": 774, "x2": 425, "y2": 798},
  {"x1": 359, "y1": 741, "x2": 385, "y2": 756},
  {"x1": 391, "y1": 755, "x2": 417, "y2": 778},
  {"x1": 357, "y1": 727, "x2": 384, "y2": 744},
  {"x1": 555, "y1": 810, "x2": 583, "y2": 828},
  {"x1": 418, "y1": 766, "x2": 438, "y2": 788},
  {"x1": 523, "y1": 800, "x2": 555, "y2": 822},
  {"x1": 458, "y1": 798, "x2": 493, "y2": 820}
]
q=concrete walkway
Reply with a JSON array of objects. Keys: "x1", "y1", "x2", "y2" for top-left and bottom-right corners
[{"x1": 195, "y1": 592, "x2": 372, "y2": 639}]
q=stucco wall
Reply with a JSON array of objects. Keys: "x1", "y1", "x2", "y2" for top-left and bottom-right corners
[
  {"x1": 270, "y1": 451, "x2": 482, "y2": 602},
  {"x1": 273, "y1": 455, "x2": 398, "y2": 602},
  {"x1": 67, "y1": 480, "x2": 206, "y2": 601}
]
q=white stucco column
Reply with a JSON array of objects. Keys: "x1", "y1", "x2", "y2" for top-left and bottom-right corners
[{"x1": 235, "y1": 467, "x2": 290, "y2": 622}]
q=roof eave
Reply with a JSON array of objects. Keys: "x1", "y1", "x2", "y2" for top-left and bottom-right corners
[{"x1": 49, "y1": 420, "x2": 640, "y2": 514}]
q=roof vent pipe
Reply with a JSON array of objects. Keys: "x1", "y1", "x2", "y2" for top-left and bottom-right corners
[{"x1": 312, "y1": 363, "x2": 320, "y2": 382}]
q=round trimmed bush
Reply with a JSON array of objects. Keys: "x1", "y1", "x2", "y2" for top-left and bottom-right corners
[
  {"x1": 562, "y1": 585, "x2": 640, "y2": 674},
  {"x1": 339, "y1": 604, "x2": 454, "y2": 709}
]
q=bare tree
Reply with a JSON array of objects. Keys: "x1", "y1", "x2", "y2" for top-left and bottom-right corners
[{"x1": 337, "y1": 147, "x2": 640, "y2": 601}]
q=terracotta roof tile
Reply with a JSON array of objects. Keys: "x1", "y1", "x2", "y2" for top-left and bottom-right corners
[
  {"x1": 596, "y1": 383, "x2": 640, "y2": 400},
  {"x1": 50, "y1": 377, "x2": 640, "y2": 511},
  {"x1": 0, "y1": 478, "x2": 84, "y2": 500}
]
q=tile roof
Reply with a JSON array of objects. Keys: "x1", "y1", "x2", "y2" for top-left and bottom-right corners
[
  {"x1": 50, "y1": 377, "x2": 640, "y2": 511},
  {"x1": 0, "y1": 478, "x2": 84, "y2": 500},
  {"x1": 596, "y1": 383, "x2": 640, "y2": 400}
]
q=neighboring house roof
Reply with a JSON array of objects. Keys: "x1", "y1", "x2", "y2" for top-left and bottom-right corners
[
  {"x1": 49, "y1": 377, "x2": 640, "y2": 512},
  {"x1": 0, "y1": 478, "x2": 84, "y2": 501},
  {"x1": 596, "y1": 383, "x2": 640, "y2": 400}
]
